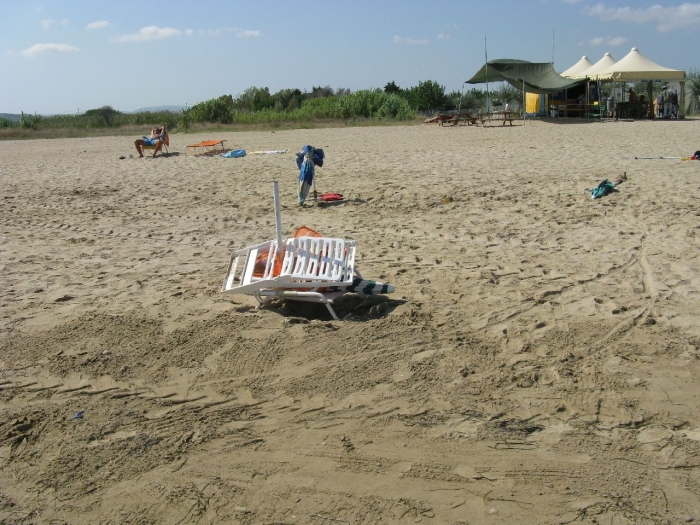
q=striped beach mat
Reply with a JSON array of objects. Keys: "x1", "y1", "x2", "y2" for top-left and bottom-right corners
[{"x1": 329, "y1": 277, "x2": 394, "y2": 295}]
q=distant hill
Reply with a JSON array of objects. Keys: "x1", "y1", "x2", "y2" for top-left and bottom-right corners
[
  {"x1": 0, "y1": 113, "x2": 21, "y2": 121},
  {"x1": 132, "y1": 105, "x2": 185, "y2": 113}
]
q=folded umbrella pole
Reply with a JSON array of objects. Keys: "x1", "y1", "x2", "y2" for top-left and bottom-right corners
[
  {"x1": 296, "y1": 145, "x2": 325, "y2": 205},
  {"x1": 634, "y1": 156, "x2": 683, "y2": 160},
  {"x1": 635, "y1": 151, "x2": 700, "y2": 160}
]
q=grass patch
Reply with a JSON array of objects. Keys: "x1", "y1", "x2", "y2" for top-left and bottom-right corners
[{"x1": 0, "y1": 118, "x2": 424, "y2": 141}]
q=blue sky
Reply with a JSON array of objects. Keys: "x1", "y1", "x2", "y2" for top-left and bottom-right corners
[{"x1": 1, "y1": 0, "x2": 698, "y2": 114}]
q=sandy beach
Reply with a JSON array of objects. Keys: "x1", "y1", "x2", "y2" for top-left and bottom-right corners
[{"x1": 2, "y1": 119, "x2": 700, "y2": 524}]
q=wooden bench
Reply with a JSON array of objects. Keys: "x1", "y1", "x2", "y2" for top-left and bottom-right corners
[
  {"x1": 426, "y1": 113, "x2": 481, "y2": 127},
  {"x1": 442, "y1": 113, "x2": 478, "y2": 126}
]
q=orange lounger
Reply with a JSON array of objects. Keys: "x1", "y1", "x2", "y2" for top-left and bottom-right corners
[{"x1": 186, "y1": 140, "x2": 226, "y2": 155}]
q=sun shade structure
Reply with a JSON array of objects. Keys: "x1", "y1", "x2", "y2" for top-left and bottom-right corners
[
  {"x1": 570, "y1": 53, "x2": 617, "y2": 80},
  {"x1": 466, "y1": 59, "x2": 586, "y2": 94},
  {"x1": 595, "y1": 47, "x2": 685, "y2": 81},
  {"x1": 561, "y1": 56, "x2": 594, "y2": 78}
]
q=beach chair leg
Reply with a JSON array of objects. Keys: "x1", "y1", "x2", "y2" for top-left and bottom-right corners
[
  {"x1": 324, "y1": 301, "x2": 340, "y2": 321},
  {"x1": 253, "y1": 294, "x2": 269, "y2": 309}
]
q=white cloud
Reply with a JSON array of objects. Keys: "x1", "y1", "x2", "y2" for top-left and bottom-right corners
[
  {"x1": 561, "y1": 0, "x2": 582, "y2": 3},
  {"x1": 115, "y1": 26, "x2": 181, "y2": 43},
  {"x1": 198, "y1": 28, "x2": 221, "y2": 36},
  {"x1": 584, "y1": 2, "x2": 700, "y2": 32},
  {"x1": 224, "y1": 27, "x2": 261, "y2": 38},
  {"x1": 43, "y1": 19, "x2": 69, "y2": 29},
  {"x1": 236, "y1": 29, "x2": 260, "y2": 38},
  {"x1": 20, "y1": 43, "x2": 80, "y2": 58},
  {"x1": 588, "y1": 35, "x2": 628, "y2": 46},
  {"x1": 607, "y1": 36, "x2": 628, "y2": 46},
  {"x1": 436, "y1": 32, "x2": 450, "y2": 40},
  {"x1": 87, "y1": 20, "x2": 109, "y2": 30},
  {"x1": 185, "y1": 29, "x2": 194, "y2": 36},
  {"x1": 393, "y1": 35, "x2": 429, "y2": 45}
]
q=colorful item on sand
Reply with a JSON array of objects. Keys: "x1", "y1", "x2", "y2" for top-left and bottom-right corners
[
  {"x1": 318, "y1": 193, "x2": 344, "y2": 202},
  {"x1": 248, "y1": 150, "x2": 288, "y2": 155},
  {"x1": 252, "y1": 226, "x2": 322, "y2": 278},
  {"x1": 344, "y1": 277, "x2": 395, "y2": 295},
  {"x1": 222, "y1": 149, "x2": 246, "y2": 158},
  {"x1": 590, "y1": 179, "x2": 617, "y2": 199}
]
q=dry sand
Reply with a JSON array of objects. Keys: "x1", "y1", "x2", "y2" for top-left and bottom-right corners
[{"x1": 2, "y1": 119, "x2": 700, "y2": 524}]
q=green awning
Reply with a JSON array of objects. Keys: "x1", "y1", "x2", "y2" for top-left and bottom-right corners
[{"x1": 467, "y1": 59, "x2": 586, "y2": 94}]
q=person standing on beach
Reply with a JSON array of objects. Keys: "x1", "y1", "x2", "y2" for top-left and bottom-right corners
[
  {"x1": 669, "y1": 86, "x2": 678, "y2": 118},
  {"x1": 662, "y1": 86, "x2": 671, "y2": 118}
]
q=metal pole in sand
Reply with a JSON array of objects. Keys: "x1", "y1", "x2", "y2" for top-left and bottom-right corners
[
  {"x1": 273, "y1": 181, "x2": 283, "y2": 249},
  {"x1": 633, "y1": 156, "x2": 684, "y2": 160}
]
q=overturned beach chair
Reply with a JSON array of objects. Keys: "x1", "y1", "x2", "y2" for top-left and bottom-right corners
[{"x1": 221, "y1": 236, "x2": 391, "y2": 320}]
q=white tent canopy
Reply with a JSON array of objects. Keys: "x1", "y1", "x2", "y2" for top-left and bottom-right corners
[
  {"x1": 561, "y1": 56, "x2": 594, "y2": 78},
  {"x1": 595, "y1": 47, "x2": 685, "y2": 81},
  {"x1": 571, "y1": 53, "x2": 617, "y2": 80}
]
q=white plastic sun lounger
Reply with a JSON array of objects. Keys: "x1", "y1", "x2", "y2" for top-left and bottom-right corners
[{"x1": 221, "y1": 236, "x2": 358, "y2": 320}]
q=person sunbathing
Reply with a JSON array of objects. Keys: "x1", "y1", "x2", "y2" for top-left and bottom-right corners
[{"x1": 134, "y1": 125, "x2": 167, "y2": 157}]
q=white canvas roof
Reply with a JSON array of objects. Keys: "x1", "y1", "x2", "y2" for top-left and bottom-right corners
[
  {"x1": 561, "y1": 56, "x2": 594, "y2": 78},
  {"x1": 571, "y1": 53, "x2": 617, "y2": 80},
  {"x1": 595, "y1": 47, "x2": 685, "y2": 81}
]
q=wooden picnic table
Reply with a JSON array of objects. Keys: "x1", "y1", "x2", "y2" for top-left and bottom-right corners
[
  {"x1": 444, "y1": 113, "x2": 479, "y2": 126},
  {"x1": 476, "y1": 111, "x2": 517, "y2": 127}
]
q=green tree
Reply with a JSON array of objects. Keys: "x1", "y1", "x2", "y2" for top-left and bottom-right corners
[
  {"x1": 408, "y1": 80, "x2": 447, "y2": 111},
  {"x1": 0, "y1": 117, "x2": 18, "y2": 128},
  {"x1": 19, "y1": 111, "x2": 41, "y2": 130},
  {"x1": 251, "y1": 87, "x2": 274, "y2": 111},
  {"x1": 376, "y1": 93, "x2": 415, "y2": 120},
  {"x1": 337, "y1": 89, "x2": 386, "y2": 120},
  {"x1": 310, "y1": 85, "x2": 335, "y2": 98},
  {"x1": 384, "y1": 81, "x2": 400, "y2": 94},
  {"x1": 84, "y1": 105, "x2": 119, "y2": 126},
  {"x1": 189, "y1": 95, "x2": 233, "y2": 123},
  {"x1": 444, "y1": 90, "x2": 463, "y2": 110},
  {"x1": 272, "y1": 88, "x2": 303, "y2": 111},
  {"x1": 234, "y1": 87, "x2": 261, "y2": 111},
  {"x1": 494, "y1": 83, "x2": 520, "y2": 107},
  {"x1": 687, "y1": 68, "x2": 700, "y2": 114},
  {"x1": 460, "y1": 89, "x2": 487, "y2": 112},
  {"x1": 176, "y1": 109, "x2": 190, "y2": 131}
]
